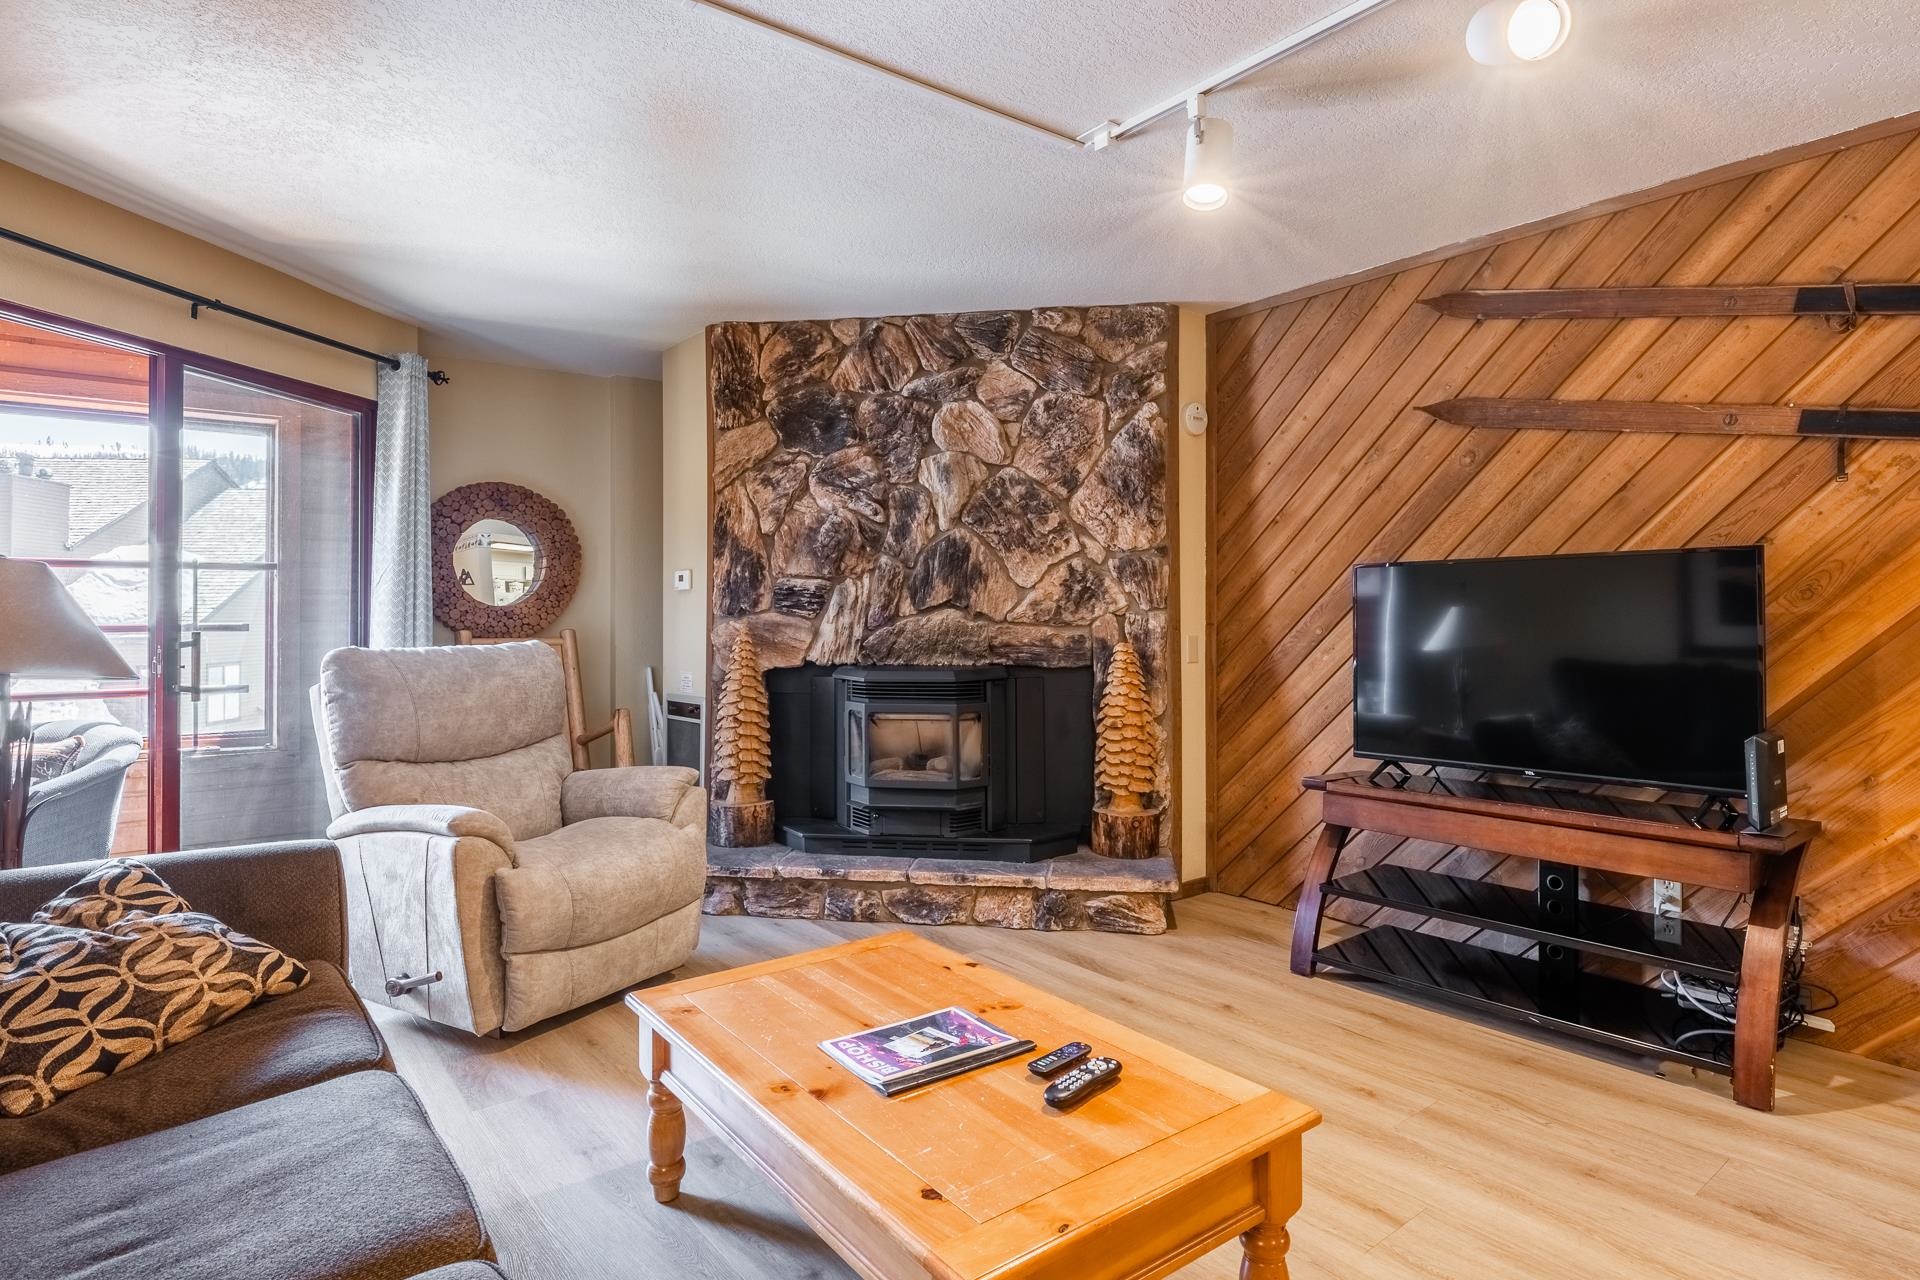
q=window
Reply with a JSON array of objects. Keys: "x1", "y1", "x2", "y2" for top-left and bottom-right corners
[
  {"x1": 180, "y1": 411, "x2": 274, "y2": 745},
  {"x1": 205, "y1": 664, "x2": 243, "y2": 724}
]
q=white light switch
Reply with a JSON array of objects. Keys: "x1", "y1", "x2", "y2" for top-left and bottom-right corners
[
  {"x1": 1186, "y1": 634, "x2": 1201, "y2": 664},
  {"x1": 672, "y1": 570, "x2": 691, "y2": 591}
]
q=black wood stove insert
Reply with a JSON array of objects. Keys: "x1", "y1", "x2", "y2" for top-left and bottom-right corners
[{"x1": 766, "y1": 664, "x2": 1092, "y2": 861}]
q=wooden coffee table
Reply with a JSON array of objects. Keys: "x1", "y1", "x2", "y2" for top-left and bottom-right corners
[{"x1": 625, "y1": 931, "x2": 1320, "y2": 1279}]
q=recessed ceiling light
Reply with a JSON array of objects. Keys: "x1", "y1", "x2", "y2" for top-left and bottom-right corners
[
  {"x1": 1182, "y1": 95, "x2": 1235, "y2": 212},
  {"x1": 1467, "y1": 0, "x2": 1572, "y2": 65}
]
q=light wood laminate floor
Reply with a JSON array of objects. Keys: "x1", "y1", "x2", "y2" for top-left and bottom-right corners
[{"x1": 374, "y1": 895, "x2": 1920, "y2": 1279}]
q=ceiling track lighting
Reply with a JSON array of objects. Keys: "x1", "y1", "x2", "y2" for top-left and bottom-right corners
[
  {"x1": 1183, "y1": 95, "x2": 1235, "y2": 212},
  {"x1": 1080, "y1": 0, "x2": 1400, "y2": 150},
  {"x1": 687, "y1": 0, "x2": 1407, "y2": 211},
  {"x1": 1467, "y1": 0, "x2": 1572, "y2": 65}
]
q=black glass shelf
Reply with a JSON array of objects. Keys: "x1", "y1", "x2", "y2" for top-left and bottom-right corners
[
  {"x1": 1322, "y1": 864, "x2": 1744, "y2": 982},
  {"x1": 1315, "y1": 926, "x2": 1732, "y2": 1075}
]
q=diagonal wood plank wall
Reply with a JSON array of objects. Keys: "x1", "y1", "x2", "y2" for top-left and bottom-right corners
[{"x1": 1206, "y1": 123, "x2": 1920, "y2": 1069}]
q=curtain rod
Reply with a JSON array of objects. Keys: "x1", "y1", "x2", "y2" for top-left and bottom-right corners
[{"x1": 0, "y1": 223, "x2": 407, "y2": 373}]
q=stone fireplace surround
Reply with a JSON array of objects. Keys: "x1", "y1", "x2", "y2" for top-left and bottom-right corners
[{"x1": 706, "y1": 303, "x2": 1178, "y2": 930}]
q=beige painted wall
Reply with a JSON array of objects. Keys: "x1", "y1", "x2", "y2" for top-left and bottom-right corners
[
  {"x1": 0, "y1": 160, "x2": 415, "y2": 395},
  {"x1": 420, "y1": 344, "x2": 663, "y2": 758},
  {"x1": 1176, "y1": 307, "x2": 1207, "y2": 885},
  {"x1": 609, "y1": 376, "x2": 665, "y2": 726},
  {"x1": 660, "y1": 332, "x2": 709, "y2": 704}
]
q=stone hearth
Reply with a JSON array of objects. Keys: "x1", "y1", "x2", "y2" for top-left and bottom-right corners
[{"x1": 705, "y1": 845, "x2": 1176, "y2": 934}]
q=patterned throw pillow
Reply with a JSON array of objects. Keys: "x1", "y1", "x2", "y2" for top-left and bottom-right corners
[
  {"x1": 0, "y1": 860, "x2": 310, "y2": 1118},
  {"x1": 28, "y1": 735, "x2": 86, "y2": 784}
]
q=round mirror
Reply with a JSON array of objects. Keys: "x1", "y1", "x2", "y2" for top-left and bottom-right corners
[
  {"x1": 431, "y1": 481, "x2": 581, "y2": 637},
  {"x1": 454, "y1": 518, "x2": 539, "y2": 605}
]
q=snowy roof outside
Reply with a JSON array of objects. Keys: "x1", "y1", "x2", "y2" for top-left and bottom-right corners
[
  {"x1": 3, "y1": 415, "x2": 271, "y2": 627},
  {"x1": 34, "y1": 455, "x2": 216, "y2": 545}
]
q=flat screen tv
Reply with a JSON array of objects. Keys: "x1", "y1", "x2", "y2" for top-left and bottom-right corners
[{"x1": 1351, "y1": 547, "x2": 1766, "y2": 795}]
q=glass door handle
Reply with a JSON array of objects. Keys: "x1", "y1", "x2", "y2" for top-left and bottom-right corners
[{"x1": 180, "y1": 630, "x2": 203, "y2": 702}]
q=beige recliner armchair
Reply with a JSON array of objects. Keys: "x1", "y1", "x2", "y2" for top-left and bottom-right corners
[{"x1": 313, "y1": 640, "x2": 705, "y2": 1036}]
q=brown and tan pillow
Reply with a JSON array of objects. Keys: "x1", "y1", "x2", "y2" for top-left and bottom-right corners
[
  {"x1": 0, "y1": 860, "x2": 310, "y2": 1118},
  {"x1": 28, "y1": 735, "x2": 86, "y2": 784}
]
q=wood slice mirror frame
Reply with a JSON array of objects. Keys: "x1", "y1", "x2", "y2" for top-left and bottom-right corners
[{"x1": 431, "y1": 481, "x2": 581, "y2": 637}]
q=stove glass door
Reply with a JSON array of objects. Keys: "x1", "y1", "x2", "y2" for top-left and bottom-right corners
[
  {"x1": 864, "y1": 711, "x2": 956, "y2": 783},
  {"x1": 957, "y1": 710, "x2": 985, "y2": 780}
]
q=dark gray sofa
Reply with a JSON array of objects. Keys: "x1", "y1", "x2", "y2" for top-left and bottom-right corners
[{"x1": 0, "y1": 842, "x2": 506, "y2": 1280}]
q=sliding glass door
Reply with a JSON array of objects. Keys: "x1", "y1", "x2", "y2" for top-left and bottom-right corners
[
  {"x1": 0, "y1": 312, "x2": 156, "y2": 853},
  {"x1": 0, "y1": 304, "x2": 371, "y2": 853},
  {"x1": 171, "y1": 367, "x2": 365, "y2": 848}
]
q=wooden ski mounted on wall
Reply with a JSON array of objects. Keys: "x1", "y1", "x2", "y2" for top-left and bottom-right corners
[
  {"x1": 1418, "y1": 398, "x2": 1920, "y2": 441},
  {"x1": 1421, "y1": 283, "x2": 1920, "y2": 323}
]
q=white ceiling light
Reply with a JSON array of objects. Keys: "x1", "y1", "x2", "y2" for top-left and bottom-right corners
[
  {"x1": 1182, "y1": 95, "x2": 1235, "y2": 212},
  {"x1": 1467, "y1": 0, "x2": 1572, "y2": 65}
]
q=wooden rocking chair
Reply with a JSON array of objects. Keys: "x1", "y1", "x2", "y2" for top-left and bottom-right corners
[{"x1": 453, "y1": 627, "x2": 636, "y2": 767}]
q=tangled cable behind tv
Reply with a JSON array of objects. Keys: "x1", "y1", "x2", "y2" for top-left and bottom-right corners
[{"x1": 1658, "y1": 910, "x2": 1837, "y2": 1065}]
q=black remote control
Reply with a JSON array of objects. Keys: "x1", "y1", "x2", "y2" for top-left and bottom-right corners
[
  {"x1": 1027, "y1": 1042, "x2": 1091, "y2": 1078},
  {"x1": 1043, "y1": 1057, "x2": 1121, "y2": 1109}
]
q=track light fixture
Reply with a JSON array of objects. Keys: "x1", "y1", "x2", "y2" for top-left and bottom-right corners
[
  {"x1": 1182, "y1": 94, "x2": 1235, "y2": 212},
  {"x1": 1467, "y1": 0, "x2": 1572, "y2": 65},
  {"x1": 688, "y1": 0, "x2": 1404, "y2": 212}
]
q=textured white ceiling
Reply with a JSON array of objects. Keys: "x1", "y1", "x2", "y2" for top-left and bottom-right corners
[{"x1": 3, "y1": 1, "x2": 1918, "y2": 376}]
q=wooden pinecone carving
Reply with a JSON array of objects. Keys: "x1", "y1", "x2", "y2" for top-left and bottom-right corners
[
  {"x1": 1095, "y1": 640, "x2": 1157, "y2": 813},
  {"x1": 712, "y1": 628, "x2": 772, "y2": 805}
]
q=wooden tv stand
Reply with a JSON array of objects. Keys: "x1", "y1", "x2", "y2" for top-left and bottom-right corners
[{"x1": 1292, "y1": 771, "x2": 1818, "y2": 1111}]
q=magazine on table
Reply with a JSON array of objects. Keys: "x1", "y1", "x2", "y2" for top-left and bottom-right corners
[{"x1": 820, "y1": 1006, "x2": 1035, "y2": 1096}]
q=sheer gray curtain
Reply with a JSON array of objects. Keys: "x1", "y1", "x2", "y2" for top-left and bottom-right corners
[{"x1": 370, "y1": 353, "x2": 432, "y2": 648}]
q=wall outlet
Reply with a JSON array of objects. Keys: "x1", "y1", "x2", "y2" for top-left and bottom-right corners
[
  {"x1": 1652, "y1": 879, "x2": 1684, "y2": 945},
  {"x1": 678, "y1": 670, "x2": 695, "y2": 694},
  {"x1": 672, "y1": 569, "x2": 691, "y2": 591}
]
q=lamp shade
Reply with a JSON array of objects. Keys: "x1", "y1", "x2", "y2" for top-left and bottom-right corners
[{"x1": 0, "y1": 557, "x2": 137, "y2": 679}]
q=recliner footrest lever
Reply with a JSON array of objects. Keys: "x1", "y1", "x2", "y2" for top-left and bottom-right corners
[{"x1": 385, "y1": 970, "x2": 444, "y2": 996}]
